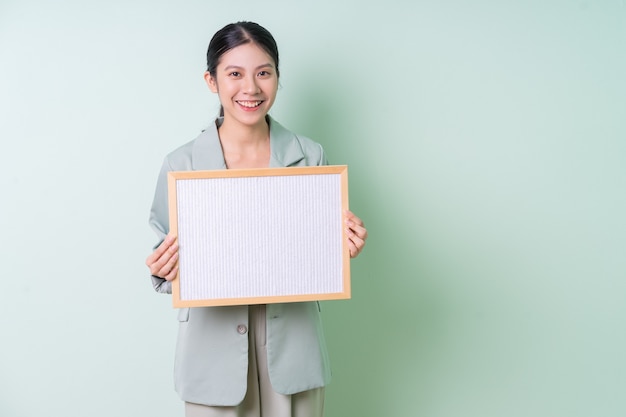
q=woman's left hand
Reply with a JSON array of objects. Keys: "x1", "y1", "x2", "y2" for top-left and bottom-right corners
[{"x1": 345, "y1": 210, "x2": 368, "y2": 258}]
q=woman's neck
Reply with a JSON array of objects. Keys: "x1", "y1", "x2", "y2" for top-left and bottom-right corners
[{"x1": 217, "y1": 117, "x2": 271, "y2": 169}]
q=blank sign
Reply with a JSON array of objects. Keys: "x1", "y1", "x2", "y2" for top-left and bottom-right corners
[{"x1": 167, "y1": 166, "x2": 350, "y2": 307}]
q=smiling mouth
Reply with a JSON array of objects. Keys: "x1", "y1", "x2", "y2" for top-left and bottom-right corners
[{"x1": 237, "y1": 100, "x2": 263, "y2": 108}]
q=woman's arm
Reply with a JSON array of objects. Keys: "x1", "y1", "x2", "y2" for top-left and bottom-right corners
[{"x1": 147, "y1": 158, "x2": 177, "y2": 293}]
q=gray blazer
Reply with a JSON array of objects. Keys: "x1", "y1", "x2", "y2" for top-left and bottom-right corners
[{"x1": 148, "y1": 116, "x2": 332, "y2": 406}]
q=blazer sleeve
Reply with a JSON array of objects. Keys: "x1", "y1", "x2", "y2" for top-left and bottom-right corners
[
  {"x1": 296, "y1": 134, "x2": 328, "y2": 167},
  {"x1": 147, "y1": 158, "x2": 173, "y2": 294},
  {"x1": 318, "y1": 143, "x2": 328, "y2": 166}
]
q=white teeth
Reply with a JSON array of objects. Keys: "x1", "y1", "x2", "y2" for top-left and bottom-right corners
[{"x1": 238, "y1": 101, "x2": 262, "y2": 108}]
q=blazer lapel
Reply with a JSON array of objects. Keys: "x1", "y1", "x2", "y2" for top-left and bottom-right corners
[
  {"x1": 191, "y1": 119, "x2": 227, "y2": 171},
  {"x1": 191, "y1": 116, "x2": 305, "y2": 170},
  {"x1": 268, "y1": 116, "x2": 306, "y2": 168}
]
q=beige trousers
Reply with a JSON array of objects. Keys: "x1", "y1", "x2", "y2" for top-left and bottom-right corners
[{"x1": 185, "y1": 305, "x2": 325, "y2": 417}]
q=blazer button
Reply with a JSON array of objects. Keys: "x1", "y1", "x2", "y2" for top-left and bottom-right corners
[{"x1": 237, "y1": 324, "x2": 248, "y2": 335}]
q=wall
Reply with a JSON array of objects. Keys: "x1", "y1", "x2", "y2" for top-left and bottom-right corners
[{"x1": 1, "y1": 1, "x2": 625, "y2": 416}]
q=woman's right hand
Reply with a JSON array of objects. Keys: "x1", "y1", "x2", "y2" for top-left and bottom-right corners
[{"x1": 145, "y1": 234, "x2": 179, "y2": 281}]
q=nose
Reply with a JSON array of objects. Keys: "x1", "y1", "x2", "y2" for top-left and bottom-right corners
[{"x1": 244, "y1": 75, "x2": 260, "y2": 94}]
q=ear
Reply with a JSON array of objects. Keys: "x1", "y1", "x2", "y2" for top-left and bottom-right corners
[{"x1": 204, "y1": 71, "x2": 218, "y2": 93}]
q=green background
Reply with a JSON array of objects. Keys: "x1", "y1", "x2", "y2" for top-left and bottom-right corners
[{"x1": 1, "y1": 1, "x2": 624, "y2": 416}]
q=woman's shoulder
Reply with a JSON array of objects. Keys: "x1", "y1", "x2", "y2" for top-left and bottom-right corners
[
  {"x1": 269, "y1": 117, "x2": 327, "y2": 165},
  {"x1": 162, "y1": 137, "x2": 196, "y2": 170},
  {"x1": 291, "y1": 130, "x2": 325, "y2": 157},
  {"x1": 269, "y1": 117, "x2": 317, "y2": 143},
  {"x1": 162, "y1": 123, "x2": 220, "y2": 170}
]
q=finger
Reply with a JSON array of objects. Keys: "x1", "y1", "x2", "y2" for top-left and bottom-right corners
[
  {"x1": 344, "y1": 210, "x2": 364, "y2": 227},
  {"x1": 347, "y1": 232, "x2": 365, "y2": 258},
  {"x1": 152, "y1": 244, "x2": 178, "y2": 276},
  {"x1": 345, "y1": 224, "x2": 366, "y2": 257},
  {"x1": 345, "y1": 213, "x2": 368, "y2": 240},
  {"x1": 145, "y1": 234, "x2": 176, "y2": 266},
  {"x1": 147, "y1": 242, "x2": 179, "y2": 277},
  {"x1": 157, "y1": 250, "x2": 179, "y2": 279},
  {"x1": 348, "y1": 222, "x2": 368, "y2": 240},
  {"x1": 344, "y1": 210, "x2": 367, "y2": 258},
  {"x1": 164, "y1": 264, "x2": 179, "y2": 282},
  {"x1": 347, "y1": 238, "x2": 358, "y2": 258}
]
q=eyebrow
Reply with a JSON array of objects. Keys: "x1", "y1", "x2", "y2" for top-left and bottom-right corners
[{"x1": 223, "y1": 63, "x2": 275, "y2": 72}]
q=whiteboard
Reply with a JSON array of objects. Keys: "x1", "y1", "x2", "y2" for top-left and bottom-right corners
[{"x1": 167, "y1": 166, "x2": 350, "y2": 307}]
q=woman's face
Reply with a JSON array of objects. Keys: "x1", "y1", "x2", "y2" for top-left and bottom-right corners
[{"x1": 205, "y1": 42, "x2": 278, "y2": 128}]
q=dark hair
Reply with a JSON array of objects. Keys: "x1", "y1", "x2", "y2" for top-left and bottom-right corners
[{"x1": 206, "y1": 21, "x2": 280, "y2": 79}]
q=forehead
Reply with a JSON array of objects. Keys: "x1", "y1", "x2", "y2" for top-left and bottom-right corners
[{"x1": 218, "y1": 42, "x2": 275, "y2": 68}]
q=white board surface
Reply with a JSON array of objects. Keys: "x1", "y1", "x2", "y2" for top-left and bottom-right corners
[{"x1": 168, "y1": 166, "x2": 350, "y2": 307}]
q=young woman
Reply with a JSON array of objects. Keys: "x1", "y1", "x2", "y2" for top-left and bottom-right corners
[{"x1": 146, "y1": 21, "x2": 368, "y2": 417}]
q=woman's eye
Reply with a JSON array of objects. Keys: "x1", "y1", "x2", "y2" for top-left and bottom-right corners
[
  {"x1": 229, "y1": 72, "x2": 241, "y2": 77},
  {"x1": 258, "y1": 71, "x2": 270, "y2": 77}
]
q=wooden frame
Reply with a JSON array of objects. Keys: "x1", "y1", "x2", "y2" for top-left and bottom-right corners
[{"x1": 168, "y1": 165, "x2": 350, "y2": 307}]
